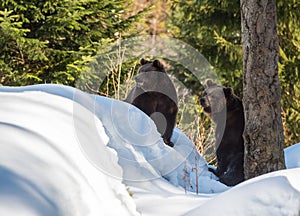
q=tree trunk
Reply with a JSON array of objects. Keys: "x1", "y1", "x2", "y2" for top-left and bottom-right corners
[{"x1": 240, "y1": 0, "x2": 286, "y2": 179}]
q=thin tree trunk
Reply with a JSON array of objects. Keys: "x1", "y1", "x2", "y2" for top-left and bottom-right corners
[{"x1": 240, "y1": 0, "x2": 286, "y2": 179}]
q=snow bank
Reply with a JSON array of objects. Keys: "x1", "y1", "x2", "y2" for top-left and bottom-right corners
[
  {"x1": 285, "y1": 143, "x2": 300, "y2": 169},
  {"x1": 0, "y1": 84, "x2": 225, "y2": 216},
  {"x1": 0, "y1": 84, "x2": 226, "y2": 193},
  {"x1": 1, "y1": 84, "x2": 300, "y2": 216},
  {"x1": 0, "y1": 89, "x2": 138, "y2": 216},
  {"x1": 185, "y1": 168, "x2": 300, "y2": 215}
]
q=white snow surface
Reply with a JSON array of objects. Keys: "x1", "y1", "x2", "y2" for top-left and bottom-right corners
[{"x1": 0, "y1": 84, "x2": 299, "y2": 216}]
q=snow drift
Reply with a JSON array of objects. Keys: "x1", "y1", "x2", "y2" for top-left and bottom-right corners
[{"x1": 0, "y1": 84, "x2": 300, "y2": 216}]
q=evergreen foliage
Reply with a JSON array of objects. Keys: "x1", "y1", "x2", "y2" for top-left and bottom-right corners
[
  {"x1": 170, "y1": 0, "x2": 300, "y2": 146},
  {"x1": 0, "y1": 0, "x2": 141, "y2": 86}
]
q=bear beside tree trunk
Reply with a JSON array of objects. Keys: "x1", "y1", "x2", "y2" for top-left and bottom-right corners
[{"x1": 200, "y1": 80, "x2": 245, "y2": 186}]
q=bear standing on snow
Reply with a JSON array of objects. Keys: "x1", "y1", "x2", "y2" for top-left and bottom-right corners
[
  {"x1": 125, "y1": 58, "x2": 178, "y2": 147},
  {"x1": 200, "y1": 79, "x2": 245, "y2": 186}
]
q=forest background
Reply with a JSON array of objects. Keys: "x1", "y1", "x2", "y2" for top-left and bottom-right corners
[{"x1": 0, "y1": 0, "x2": 299, "y2": 151}]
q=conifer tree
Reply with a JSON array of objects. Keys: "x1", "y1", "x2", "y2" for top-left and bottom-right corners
[{"x1": 0, "y1": 0, "x2": 141, "y2": 86}]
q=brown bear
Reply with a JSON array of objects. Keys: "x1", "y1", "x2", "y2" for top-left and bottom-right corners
[
  {"x1": 200, "y1": 79, "x2": 245, "y2": 186},
  {"x1": 125, "y1": 58, "x2": 178, "y2": 147}
]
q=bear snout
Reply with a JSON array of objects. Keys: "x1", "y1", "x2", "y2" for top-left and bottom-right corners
[
  {"x1": 200, "y1": 97, "x2": 209, "y2": 108},
  {"x1": 136, "y1": 81, "x2": 144, "y2": 87},
  {"x1": 200, "y1": 97, "x2": 211, "y2": 113},
  {"x1": 134, "y1": 76, "x2": 144, "y2": 87},
  {"x1": 200, "y1": 97, "x2": 206, "y2": 106}
]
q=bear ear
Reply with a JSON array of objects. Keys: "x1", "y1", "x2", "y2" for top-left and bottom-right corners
[
  {"x1": 205, "y1": 79, "x2": 217, "y2": 87},
  {"x1": 140, "y1": 58, "x2": 149, "y2": 65},
  {"x1": 153, "y1": 59, "x2": 165, "y2": 71},
  {"x1": 223, "y1": 87, "x2": 233, "y2": 97}
]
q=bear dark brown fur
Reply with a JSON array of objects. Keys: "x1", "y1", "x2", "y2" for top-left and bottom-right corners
[
  {"x1": 200, "y1": 79, "x2": 245, "y2": 186},
  {"x1": 125, "y1": 58, "x2": 178, "y2": 147}
]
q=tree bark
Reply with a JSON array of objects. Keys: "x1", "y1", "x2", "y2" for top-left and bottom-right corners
[{"x1": 240, "y1": 0, "x2": 286, "y2": 179}]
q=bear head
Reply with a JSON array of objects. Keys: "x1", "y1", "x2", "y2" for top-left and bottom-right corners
[
  {"x1": 134, "y1": 59, "x2": 175, "y2": 100},
  {"x1": 200, "y1": 79, "x2": 233, "y2": 120},
  {"x1": 138, "y1": 58, "x2": 166, "y2": 73}
]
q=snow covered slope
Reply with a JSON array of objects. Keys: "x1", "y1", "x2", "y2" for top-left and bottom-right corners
[
  {"x1": 0, "y1": 84, "x2": 300, "y2": 216},
  {"x1": 0, "y1": 88, "x2": 138, "y2": 216}
]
